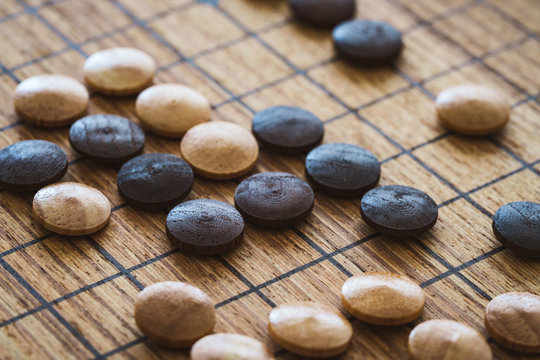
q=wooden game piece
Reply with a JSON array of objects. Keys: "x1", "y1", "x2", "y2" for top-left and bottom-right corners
[
  {"x1": 289, "y1": 0, "x2": 355, "y2": 28},
  {"x1": 84, "y1": 47, "x2": 156, "y2": 96},
  {"x1": 69, "y1": 114, "x2": 145, "y2": 164},
  {"x1": 252, "y1": 105, "x2": 324, "y2": 153},
  {"x1": 117, "y1": 153, "x2": 193, "y2": 209},
  {"x1": 180, "y1": 121, "x2": 258, "y2": 180},
  {"x1": 190, "y1": 333, "x2": 275, "y2": 360},
  {"x1": 408, "y1": 319, "x2": 492, "y2": 360},
  {"x1": 234, "y1": 172, "x2": 314, "y2": 227},
  {"x1": 492, "y1": 201, "x2": 540, "y2": 258},
  {"x1": 166, "y1": 199, "x2": 244, "y2": 255},
  {"x1": 360, "y1": 185, "x2": 438, "y2": 237},
  {"x1": 485, "y1": 292, "x2": 540, "y2": 353},
  {"x1": 435, "y1": 84, "x2": 511, "y2": 135},
  {"x1": 134, "y1": 281, "x2": 215, "y2": 348},
  {"x1": 135, "y1": 84, "x2": 211, "y2": 138},
  {"x1": 0, "y1": 140, "x2": 68, "y2": 192},
  {"x1": 305, "y1": 143, "x2": 380, "y2": 197},
  {"x1": 32, "y1": 182, "x2": 111, "y2": 236},
  {"x1": 14, "y1": 74, "x2": 89, "y2": 127},
  {"x1": 341, "y1": 272, "x2": 425, "y2": 325},
  {"x1": 268, "y1": 301, "x2": 353, "y2": 357},
  {"x1": 333, "y1": 20, "x2": 403, "y2": 65}
]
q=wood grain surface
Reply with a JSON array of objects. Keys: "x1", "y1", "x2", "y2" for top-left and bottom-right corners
[{"x1": 0, "y1": 0, "x2": 539, "y2": 359}]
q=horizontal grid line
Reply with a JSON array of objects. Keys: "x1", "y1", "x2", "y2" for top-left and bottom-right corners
[
  {"x1": 1, "y1": 183, "x2": 519, "y2": 335},
  {"x1": 0, "y1": 256, "x2": 101, "y2": 356},
  {"x1": 213, "y1": 2, "x2": 504, "y2": 230},
  {"x1": 480, "y1": 0, "x2": 539, "y2": 39},
  {"x1": 87, "y1": 237, "x2": 145, "y2": 291},
  {"x1": 86, "y1": 0, "x2": 532, "y2": 348},
  {"x1": 0, "y1": 0, "x2": 68, "y2": 24},
  {"x1": 20, "y1": 1, "x2": 87, "y2": 59},
  {"x1": 291, "y1": 226, "x2": 354, "y2": 278},
  {"x1": 109, "y1": 0, "x2": 260, "y2": 118},
  {"x1": 0, "y1": 0, "x2": 532, "y2": 294},
  {"x1": 2, "y1": 0, "x2": 536, "y2": 334},
  {"x1": 217, "y1": 256, "x2": 277, "y2": 308},
  {"x1": 420, "y1": 246, "x2": 505, "y2": 288},
  {"x1": 388, "y1": 0, "x2": 539, "y2": 306},
  {"x1": 97, "y1": 225, "x2": 511, "y2": 357},
  {"x1": 0, "y1": 1, "x2": 538, "y2": 358},
  {"x1": 217, "y1": 0, "x2": 531, "y2": 322},
  {"x1": 0, "y1": 5, "x2": 532, "y2": 133},
  {"x1": 0, "y1": 203, "x2": 128, "y2": 259},
  {"x1": 387, "y1": 1, "x2": 540, "y2": 179},
  {"x1": 0, "y1": 0, "x2": 291, "y2": 78}
]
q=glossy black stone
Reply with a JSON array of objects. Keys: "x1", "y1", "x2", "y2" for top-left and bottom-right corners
[
  {"x1": 360, "y1": 185, "x2": 438, "y2": 237},
  {"x1": 69, "y1": 114, "x2": 145, "y2": 163},
  {"x1": 289, "y1": 0, "x2": 356, "y2": 28},
  {"x1": 493, "y1": 201, "x2": 540, "y2": 258},
  {"x1": 235, "y1": 172, "x2": 314, "y2": 227},
  {"x1": 166, "y1": 199, "x2": 244, "y2": 255},
  {"x1": 117, "y1": 153, "x2": 193, "y2": 209},
  {"x1": 333, "y1": 19, "x2": 403, "y2": 65},
  {"x1": 252, "y1": 106, "x2": 324, "y2": 153},
  {"x1": 0, "y1": 140, "x2": 68, "y2": 192},
  {"x1": 305, "y1": 143, "x2": 380, "y2": 197}
]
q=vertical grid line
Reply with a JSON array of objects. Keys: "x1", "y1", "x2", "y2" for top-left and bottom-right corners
[
  {"x1": 0, "y1": 257, "x2": 101, "y2": 357},
  {"x1": 15, "y1": 0, "x2": 87, "y2": 58},
  {"x1": 109, "y1": 0, "x2": 258, "y2": 115},
  {"x1": 291, "y1": 227, "x2": 354, "y2": 277},
  {"x1": 217, "y1": 256, "x2": 277, "y2": 308},
  {"x1": 386, "y1": 0, "x2": 540, "y2": 179},
  {"x1": 0, "y1": 1, "x2": 538, "y2": 358},
  {"x1": 87, "y1": 237, "x2": 145, "y2": 291},
  {"x1": 212, "y1": 0, "x2": 516, "y2": 302}
]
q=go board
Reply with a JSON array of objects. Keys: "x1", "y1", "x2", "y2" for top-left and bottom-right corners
[{"x1": 0, "y1": 0, "x2": 539, "y2": 358}]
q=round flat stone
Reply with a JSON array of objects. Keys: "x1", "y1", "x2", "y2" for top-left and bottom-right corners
[
  {"x1": 180, "y1": 121, "x2": 258, "y2": 180},
  {"x1": 117, "y1": 153, "x2": 193, "y2": 209},
  {"x1": 252, "y1": 106, "x2": 324, "y2": 153},
  {"x1": 32, "y1": 182, "x2": 110, "y2": 236},
  {"x1": 492, "y1": 201, "x2": 540, "y2": 258},
  {"x1": 289, "y1": 0, "x2": 356, "y2": 28},
  {"x1": 305, "y1": 143, "x2": 380, "y2": 197},
  {"x1": 436, "y1": 84, "x2": 511, "y2": 135},
  {"x1": 15, "y1": 74, "x2": 89, "y2": 127},
  {"x1": 485, "y1": 292, "x2": 540, "y2": 354},
  {"x1": 234, "y1": 172, "x2": 314, "y2": 227},
  {"x1": 69, "y1": 114, "x2": 145, "y2": 163},
  {"x1": 341, "y1": 272, "x2": 425, "y2": 325},
  {"x1": 408, "y1": 319, "x2": 492, "y2": 360},
  {"x1": 166, "y1": 199, "x2": 244, "y2": 255},
  {"x1": 84, "y1": 47, "x2": 156, "y2": 96},
  {"x1": 360, "y1": 185, "x2": 438, "y2": 237},
  {"x1": 268, "y1": 301, "x2": 352, "y2": 357},
  {"x1": 134, "y1": 281, "x2": 215, "y2": 348},
  {"x1": 333, "y1": 20, "x2": 403, "y2": 65},
  {"x1": 191, "y1": 333, "x2": 275, "y2": 360},
  {"x1": 0, "y1": 140, "x2": 68, "y2": 192},
  {"x1": 136, "y1": 84, "x2": 210, "y2": 138}
]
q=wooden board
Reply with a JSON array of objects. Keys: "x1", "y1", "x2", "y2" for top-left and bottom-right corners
[{"x1": 0, "y1": 0, "x2": 539, "y2": 359}]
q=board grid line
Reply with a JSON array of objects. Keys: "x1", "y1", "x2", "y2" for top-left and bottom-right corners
[
  {"x1": 0, "y1": 2, "x2": 535, "y2": 132},
  {"x1": 104, "y1": 0, "x2": 540, "y2": 355},
  {"x1": 0, "y1": 257, "x2": 101, "y2": 357},
  {"x1": 212, "y1": 0, "x2": 504, "y2": 293},
  {"x1": 5, "y1": 145, "x2": 535, "y2": 268},
  {"x1": 2, "y1": 152, "x2": 537, "y2": 336},
  {"x1": 0, "y1": 0, "x2": 538, "y2": 358},
  {"x1": 0, "y1": 0, "x2": 536, "y2": 318}
]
